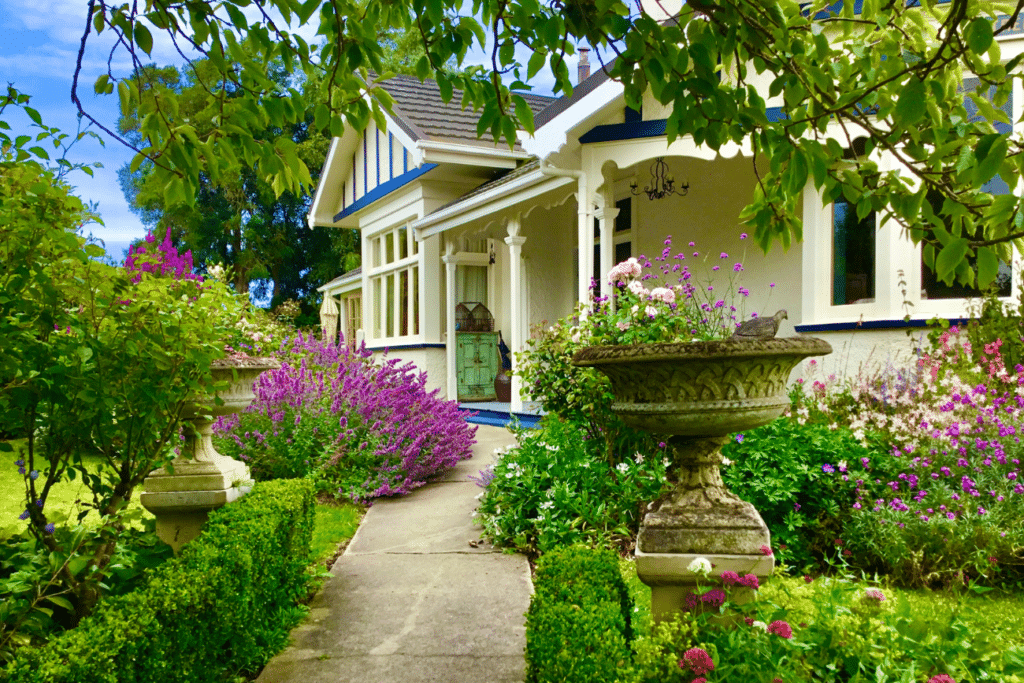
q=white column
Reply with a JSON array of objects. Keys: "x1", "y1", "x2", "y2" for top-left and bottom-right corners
[
  {"x1": 597, "y1": 205, "x2": 619, "y2": 302},
  {"x1": 442, "y1": 244, "x2": 458, "y2": 403},
  {"x1": 506, "y1": 217, "x2": 527, "y2": 412},
  {"x1": 577, "y1": 177, "x2": 592, "y2": 306}
]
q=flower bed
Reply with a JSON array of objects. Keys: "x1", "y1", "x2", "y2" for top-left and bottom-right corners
[{"x1": 213, "y1": 334, "x2": 477, "y2": 502}]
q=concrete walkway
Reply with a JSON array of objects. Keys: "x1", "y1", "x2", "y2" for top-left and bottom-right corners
[{"x1": 256, "y1": 425, "x2": 530, "y2": 683}]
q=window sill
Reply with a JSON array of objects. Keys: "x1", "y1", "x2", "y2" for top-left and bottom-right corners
[{"x1": 795, "y1": 317, "x2": 972, "y2": 333}]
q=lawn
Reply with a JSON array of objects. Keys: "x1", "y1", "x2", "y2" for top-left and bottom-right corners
[{"x1": 0, "y1": 440, "x2": 151, "y2": 539}]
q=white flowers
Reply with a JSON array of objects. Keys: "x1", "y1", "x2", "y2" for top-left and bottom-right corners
[
  {"x1": 607, "y1": 257, "x2": 642, "y2": 283},
  {"x1": 687, "y1": 557, "x2": 712, "y2": 576},
  {"x1": 616, "y1": 462, "x2": 629, "y2": 474},
  {"x1": 628, "y1": 280, "x2": 647, "y2": 297},
  {"x1": 634, "y1": 452, "x2": 645, "y2": 464},
  {"x1": 539, "y1": 500, "x2": 555, "y2": 510},
  {"x1": 650, "y1": 287, "x2": 675, "y2": 304},
  {"x1": 751, "y1": 620, "x2": 768, "y2": 631}
]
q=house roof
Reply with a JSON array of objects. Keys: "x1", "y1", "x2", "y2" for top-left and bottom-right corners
[
  {"x1": 378, "y1": 75, "x2": 556, "y2": 149},
  {"x1": 433, "y1": 159, "x2": 542, "y2": 214},
  {"x1": 318, "y1": 266, "x2": 362, "y2": 293}
]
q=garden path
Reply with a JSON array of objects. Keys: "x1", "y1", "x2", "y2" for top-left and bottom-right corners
[{"x1": 256, "y1": 425, "x2": 531, "y2": 683}]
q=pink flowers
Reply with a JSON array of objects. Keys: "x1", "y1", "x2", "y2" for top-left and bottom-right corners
[
  {"x1": 760, "y1": 544, "x2": 773, "y2": 557},
  {"x1": 679, "y1": 647, "x2": 715, "y2": 675},
  {"x1": 862, "y1": 587, "x2": 886, "y2": 603},
  {"x1": 926, "y1": 675, "x2": 956, "y2": 683},
  {"x1": 650, "y1": 286, "x2": 675, "y2": 304},
  {"x1": 720, "y1": 570, "x2": 740, "y2": 585},
  {"x1": 767, "y1": 620, "x2": 793, "y2": 638},
  {"x1": 607, "y1": 257, "x2": 642, "y2": 283},
  {"x1": 737, "y1": 573, "x2": 759, "y2": 589}
]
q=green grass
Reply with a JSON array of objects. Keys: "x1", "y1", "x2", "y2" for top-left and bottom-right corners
[
  {"x1": 619, "y1": 559, "x2": 1024, "y2": 643},
  {"x1": 0, "y1": 440, "x2": 151, "y2": 537},
  {"x1": 310, "y1": 501, "x2": 364, "y2": 563}
]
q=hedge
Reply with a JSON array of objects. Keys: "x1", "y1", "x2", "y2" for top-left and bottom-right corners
[
  {"x1": 525, "y1": 546, "x2": 634, "y2": 683},
  {"x1": 1, "y1": 479, "x2": 315, "y2": 683}
]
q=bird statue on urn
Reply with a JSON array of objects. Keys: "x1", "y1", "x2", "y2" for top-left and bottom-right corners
[{"x1": 732, "y1": 310, "x2": 788, "y2": 340}]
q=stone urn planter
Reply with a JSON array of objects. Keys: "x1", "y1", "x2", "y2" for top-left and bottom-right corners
[
  {"x1": 572, "y1": 337, "x2": 831, "y2": 620},
  {"x1": 141, "y1": 356, "x2": 280, "y2": 552}
]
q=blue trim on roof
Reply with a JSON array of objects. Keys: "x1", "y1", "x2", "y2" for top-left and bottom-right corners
[
  {"x1": 795, "y1": 318, "x2": 970, "y2": 333},
  {"x1": 579, "y1": 107, "x2": 787, "y2": 144},
  {"x1": 809, "y1": 0, "x2": 949, "y2": 19},
  {"x1": 333, "y1": 163, "x2": 440, "y2": 221}
]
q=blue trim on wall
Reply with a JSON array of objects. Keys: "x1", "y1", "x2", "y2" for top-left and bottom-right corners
[
  {"x1": 388, "y1": 133, "x2": 394, "y2": 181},
  {"x1": 364, "y1": 342, "x2": 447, "y2": 351},
  {"x1": 363, "y1": 136, "x2": 368, "y2": 195},
  {"x1": 375, "y1": 128, "x2": 380, "y2": 186},
  {"x1": 795, "y1": 317, "x2": 970, "y2": 333},
  {"x1": 403, "y1": 148, "x2": 408, "y2": 173},
  {"x1": 352, "y1": 153, "x2": 357, "y2": 204},
  {"x1": 579, "y1": 108, "x2": 786, "y2": 143},
  {"x1": 333, "y1": 163, "x2": 439, "y2": 222}
]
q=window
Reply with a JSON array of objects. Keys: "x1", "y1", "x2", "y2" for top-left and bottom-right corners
[
  {"x1": 368, "y1": 224, "x2": 419, "y2": 341},
  {"x1": 832, "y1": 198, "x2": 876, "y2": 305}
]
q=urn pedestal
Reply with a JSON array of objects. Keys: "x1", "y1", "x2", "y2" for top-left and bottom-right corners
[
  {"x1": 573, "y1": 337, "x2": 831, "y2": 621},
  {"x1": 141, "y1": 357, "x2": 279, "y2": 552}
]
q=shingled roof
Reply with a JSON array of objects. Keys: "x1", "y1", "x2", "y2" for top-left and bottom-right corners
[{"x1": 376, "y1": 75, "x2": 557, "y2": 148}]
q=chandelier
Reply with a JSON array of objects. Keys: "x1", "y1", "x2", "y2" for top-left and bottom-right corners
[{"x1": 630, "y1": 157, "x2": 689, "y2": 200}]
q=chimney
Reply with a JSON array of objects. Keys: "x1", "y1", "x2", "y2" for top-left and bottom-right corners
[{"x1": 578, "y1": 47, "x2": 591, "y2": 84}]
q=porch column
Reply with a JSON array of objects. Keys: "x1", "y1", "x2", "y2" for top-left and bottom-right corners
[
  {"x1": 577, "y1": 176, "x2": 592, "y2": 307},
  {"x1": 597, "y1": 205, "x2": 619, "y2": 302},
  {"x1": 505, "y1": 218, "x2": 526, "y2": 412},
  {"x1": 442, "y1": 243, "x2": 458, "y2": 402}
]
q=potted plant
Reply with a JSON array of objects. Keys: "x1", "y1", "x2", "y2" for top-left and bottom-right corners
[{"x1": 571, "y1": 236, "x2": 831, "y2": 620}]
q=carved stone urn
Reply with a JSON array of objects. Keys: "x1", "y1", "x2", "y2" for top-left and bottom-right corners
[
  {"x1": 572, "y1": 337, "x2": 831, "y2": 620},
  {"x1": 141, "y1": 356, "x2": 280, "y2": 552}
]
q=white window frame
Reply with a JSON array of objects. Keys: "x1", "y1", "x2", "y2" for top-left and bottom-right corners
[{"x1": 365, "y1": 222, "x2": 422, "y2": 344}]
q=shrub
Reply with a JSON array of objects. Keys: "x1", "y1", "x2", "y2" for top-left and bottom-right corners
[
  {"x1": 721, "y1": 419, "x2": 884, "y2": 571},
  {"x1": 0, "y1": 479, "x2": 315, "y2": 683},
  {"x1": 525, "y1": 546, "x2": 633, "y2": 683},
  {"x1": 0, "y1": 152, "x2": 243, "y2": 625},
  {"x1": 516, "y1": 310, "x2": 654, "y2": 468},
  {"x1": 213, "y1": 334, "x2": 476, "y2": 502},
  {"x1": 473, "y1": 417, "x2": 671, "y2": 555}
]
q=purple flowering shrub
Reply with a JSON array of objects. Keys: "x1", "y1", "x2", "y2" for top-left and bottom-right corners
[{"x1": 213, "y1": 333, "x2": 476, "y2": 501}]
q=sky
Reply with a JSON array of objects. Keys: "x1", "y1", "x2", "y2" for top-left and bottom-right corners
[{"x1": 0, "y1": 0, "x2": 580, "y2": 263}]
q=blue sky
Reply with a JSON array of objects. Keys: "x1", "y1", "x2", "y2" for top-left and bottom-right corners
[{"x1": 0, "y1": 0, "x2": 576, "y2": 263}]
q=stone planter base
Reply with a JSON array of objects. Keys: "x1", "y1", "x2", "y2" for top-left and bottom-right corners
[{"x1": 636, "y1": 550, "x2": 775, "y2": 622}]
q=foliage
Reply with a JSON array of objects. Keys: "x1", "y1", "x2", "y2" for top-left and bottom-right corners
[
  {"x1": 55, "y1": 0, "x2": 1024, "y2": 289},
  {"x1": 516, "y1": 309, "x2": 657, "y2": 465},
  {"x1": 525, "y1": 545, "x2": 633, "y2": 683},
  {"x1": 589, "y1": 234, "x2": 766, "y2": 344},
  {"x1": 0, "y1": 479, "x2": 315, "y2": 683},
  {"x1": 926, "y1": 286, "x2": 1024, "y2": 379},
  {"x1": 212, "y1": 333, "x2": 476, "y2": 502},
  {"x1": 623, "y1": 567, "x2": 1024, "y2": 683},
  {"x1": 473, "y1": 417, "x2": 670, "y2": 556},
  {"x1": 721, "y1": 419, "x2": 884, "y2": 572}
]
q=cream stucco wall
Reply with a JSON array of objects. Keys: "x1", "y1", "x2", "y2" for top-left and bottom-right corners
[{"x1": 368, "y1": 346, "x2": 448, "y2": 398}]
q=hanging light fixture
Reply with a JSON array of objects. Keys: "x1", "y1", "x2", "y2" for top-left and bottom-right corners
[{"x1": 630, "y1": 157, "x2": 689, "y2": 200}]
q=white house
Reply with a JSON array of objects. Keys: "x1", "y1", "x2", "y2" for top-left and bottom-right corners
[{"x1": 310, "y1": 15, "x2": 1024, "y2": 414}]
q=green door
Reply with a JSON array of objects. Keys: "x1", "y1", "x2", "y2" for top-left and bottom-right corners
[{"x1": 456, "y1": 332, "x2": 498, "y2": 401}]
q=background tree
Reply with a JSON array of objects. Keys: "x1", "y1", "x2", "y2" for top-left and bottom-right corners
[
  {"x1": 72, "y1": 0, "x2": 1024, "y2": 289},
  {"x1": 116, "y1": 59, "x2": 356, "y2": 315}
]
